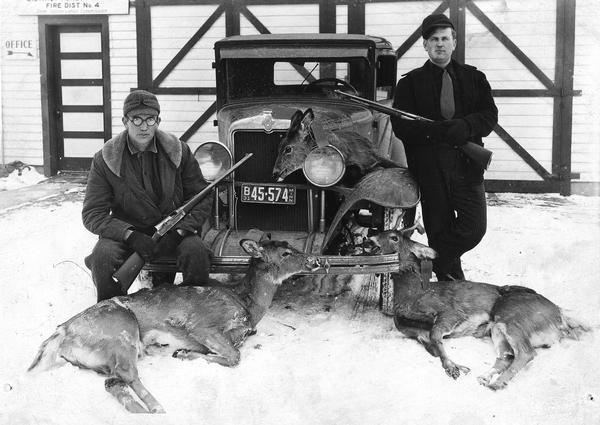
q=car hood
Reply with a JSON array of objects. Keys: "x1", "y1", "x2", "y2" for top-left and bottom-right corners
[{"x1": 217, "y1": 99, "x2": 374, "y2": 141}]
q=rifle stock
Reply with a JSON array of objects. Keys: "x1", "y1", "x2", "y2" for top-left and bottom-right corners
[
  {"x1": 112, "y1": 252, "x2": 145, "y2": 293},
  {"x1": 333, "y1": 90, "x2": 492, "y2": 169},
  {"x1": 111, "y1": 153, "x2": 253, "y2": 292},
  {"x1": 460, "y1": 140, "x2": 492, "y2": 170}
]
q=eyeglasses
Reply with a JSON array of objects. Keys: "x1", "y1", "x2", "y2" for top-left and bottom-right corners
[{"x1": 127, "y1": 116, "x2": 159, "y2": 127}]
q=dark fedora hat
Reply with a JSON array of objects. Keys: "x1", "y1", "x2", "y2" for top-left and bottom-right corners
[{"x1": 421, "y1": 14, "x2": 454, "y2": 39}]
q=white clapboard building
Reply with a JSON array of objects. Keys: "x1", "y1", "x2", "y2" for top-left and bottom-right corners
[{"x1": 0, "y1": 0, "x2": 598, "y2": 195}]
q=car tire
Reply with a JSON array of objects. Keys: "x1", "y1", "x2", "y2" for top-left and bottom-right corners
[{"x1": 379, "y1": 207, "x2": 397, "y2": 316}]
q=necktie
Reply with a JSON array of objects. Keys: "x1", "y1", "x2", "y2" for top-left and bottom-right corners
[{"x1": 440, "y1": 69, "x2": 455, "y2": 120}]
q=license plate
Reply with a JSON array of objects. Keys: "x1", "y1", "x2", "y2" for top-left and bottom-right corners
[{"x1": 241, "y1": 183, "x2": 296, "y2": 205}]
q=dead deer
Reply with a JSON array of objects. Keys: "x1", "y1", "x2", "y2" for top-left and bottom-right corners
[
  {"x1": 272, "y1": 108, "x2": 399, "y2": 183},
  {"x1": 478, "y1": 290, "x2": 588, "y2": 390},
  {"x1": 370, "y1": 229, "x2": 588, "y2": 388},
  {"x1": 28, "y1": 238, "x2": 320, "y2": 413}
]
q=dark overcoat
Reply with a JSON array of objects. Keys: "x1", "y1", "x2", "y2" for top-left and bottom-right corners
[
  {"x1": 82, "y1": 129, "x2": 212, "y2": 241},
  {"x1": 391, "y1": 59, "x2": 498, "y2": 184}
]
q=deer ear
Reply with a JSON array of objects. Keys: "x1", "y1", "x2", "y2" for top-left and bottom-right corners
[
  {"x1": 289, "y1": 110, "x2": 304, "y2": 131},
  {"x1": 301, "y1": 108, "x2": 315, "y2": 129},
  {"x1": 325, "y1": 131, "x2": 340, "y2": 146},
  {"x1": 240, "y1": 239, "x2": 263, "y2": 258},
  {"x1": 410, "y1": 244, "x2": 438, "y2": 261}
]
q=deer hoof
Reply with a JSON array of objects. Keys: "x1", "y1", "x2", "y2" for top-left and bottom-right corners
[
  {"x1": 443, "y1": 360, "x2": 470, "y2": 379},
  {"x1": 477, "y1": 375, "x2": 492, "y2": 386},
  {"x1": 486, "y1": 380, "x2": 508, "y2": 391},
  {"x1": 150, "y1": 405, "x2": 166, "y2": 414},
  {"x1": 445, "y1": 366, "x2": 461, "y2": 380}
]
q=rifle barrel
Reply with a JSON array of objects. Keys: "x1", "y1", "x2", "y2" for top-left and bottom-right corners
[
  {"x1": 334, "y1": 90, "x2": 432, "y2": 122},
  {"x1": 179, "y1": 152, "x2": 253, "y2": 215}
]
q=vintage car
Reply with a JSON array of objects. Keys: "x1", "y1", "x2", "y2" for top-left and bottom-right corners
[{"x1": 148, "y1": 34, "x2": 420, "y2": 314}]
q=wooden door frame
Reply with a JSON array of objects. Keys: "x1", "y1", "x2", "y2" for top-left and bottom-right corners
[{"x1": 38, "y1": 15, "x2": 111, "y2": 176}]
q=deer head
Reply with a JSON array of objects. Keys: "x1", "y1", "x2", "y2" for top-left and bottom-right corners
[
  {"x1": 240, "y1": 238, "x2": 320, "y2": 284},
  {"x1": 369, "y1": 229, "x2": 437, "y2": 267},
  {"x1": 272, "y1": 109, "x2": 317, "y2": 182}
]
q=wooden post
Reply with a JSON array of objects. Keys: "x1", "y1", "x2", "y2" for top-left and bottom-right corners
[
  {"x1": 553, "y1": 0, "x2": 577, "y2": 196},
  {"x1": 225, "y1": 0, "x2": 240, "y2": 37},
  {"x1": 452, "y1": 0, "x2": 466, "y2": 64},
  {"x1": 348, "y1": 0, "x2": 365, "y2": 35},
  {"x1": 320, "y1": 0, "x2": 336, "y2": 79},
  {"x1": 136, "y1": 0, "x2": 153, "y2": 90}
]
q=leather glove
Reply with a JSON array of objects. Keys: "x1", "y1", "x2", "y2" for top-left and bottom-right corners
[
  {"x1": 153, "y1": 230, "x2": 184, "y2": 257},
  {"x1": 443, "y1": 119, "x2": 471, "y2": 147},
  {"x1": 126, "y1": 231, "x2": 156, "y2": 261}
]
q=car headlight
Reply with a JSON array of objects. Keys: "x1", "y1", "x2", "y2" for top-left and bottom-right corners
[
  {"x1": 193, "y1": 141, "x2": 232, "y2": 182},
  {"x1": 302, "y1": 145, "x2": 345, "y2": 187}
]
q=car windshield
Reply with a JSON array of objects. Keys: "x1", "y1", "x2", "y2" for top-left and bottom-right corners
[{"x1": 223, "y1": 57, "x2": 371, "y2": 100}]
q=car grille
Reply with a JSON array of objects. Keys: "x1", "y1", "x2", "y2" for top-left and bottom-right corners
[{"x1": 233, "y1": 130, "x2": 312, "y2": 231}]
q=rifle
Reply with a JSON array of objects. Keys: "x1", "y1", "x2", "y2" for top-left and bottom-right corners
[
  {"x1": 112, "y1": 153, "x2": 253, "y2": 292},
  {"x1": 334, "y1": 90, "x2": 493, "y2": 170}
]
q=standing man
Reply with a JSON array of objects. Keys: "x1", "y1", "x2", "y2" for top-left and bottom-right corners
[
  {"x1": 83, "y1": 90, "x2": 213, "y2": 301},
  {"x1": 391, "y1": 14, "x2": 498, "y2": 281}
]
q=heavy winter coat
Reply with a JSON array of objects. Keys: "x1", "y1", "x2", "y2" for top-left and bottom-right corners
[
  {"x1": 82, "y1": 129, "x2": 211, "y2": 241},
  {"x1": 391, "y1": 59, "x2": 497, "y2": 184}
]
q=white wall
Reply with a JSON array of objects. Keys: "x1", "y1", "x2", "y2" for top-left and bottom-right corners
[
  {"x1": 573, "y1": 0, "x2": 600, "y2": 186},
  {"x1": 108, "y1": 12, "x2": 138, "y2": 141},
  {"x1": 0, "y1": 0, "x2": 598, "y2": 191},
  {"x1": 0, "y1": 0, "x2": 43, "y2": 166}
]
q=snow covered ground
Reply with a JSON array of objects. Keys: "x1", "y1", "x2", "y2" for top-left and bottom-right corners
[{"x1": 0, "y1": 189, "x2": 599, "y2": 425}]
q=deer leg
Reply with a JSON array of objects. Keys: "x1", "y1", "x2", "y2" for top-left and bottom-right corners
[
  {"x1": 430, "y1": 315, "x2": 471, "y2": 379},
  {"x1": 394, "y1": 316, "x2": 444, "y2": 358},
  {"x1": 105, "y1": 378, "x2": 148, "y2": 413},
  {"x1": 129, "y1": 378, "x2": 165, "y2": 414},
  {"x1": 484, "y1": 324, "x2": 536, "y2": 390},
  {"x1": 415, "y1": 333, "x2": 442, "y2": 358},
  {"x1": 486, "y1": 350, "x2": 535, "y2": 391},
  {"x1": 477, "y1": 324, "x2": 514, "y2": 386},
  {"x1": 477, "y1": 356, "x2": 513, "y2": 387},
  {"x1": 173, "y1": 332, "x2": 241, "y2": 367},
  {"x1": 111, "y1": 351, "x2": 165, "y2": 414},
  {"x1": 398, "y1": 322, "x2": 468, "y2": 376}
]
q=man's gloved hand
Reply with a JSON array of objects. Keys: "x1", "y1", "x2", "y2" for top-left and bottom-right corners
[
  {"x1": 443, "y1": 119, "x2": 471, "y2": 146},
  {"x1": 153, "y1": 230, "x2": 184, "y2": 257},
  {"x1": 126, "y1": 231, "x2": 156, "y2": 261}
]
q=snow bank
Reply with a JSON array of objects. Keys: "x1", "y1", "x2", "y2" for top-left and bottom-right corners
[{"x1": 0, "y1": 167, "x2": 47, "y2": 191}]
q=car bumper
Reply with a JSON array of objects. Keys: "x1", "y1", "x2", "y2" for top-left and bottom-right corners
[{"x1": 143, "y1": 228, "x2": 400, "y2": 275}]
